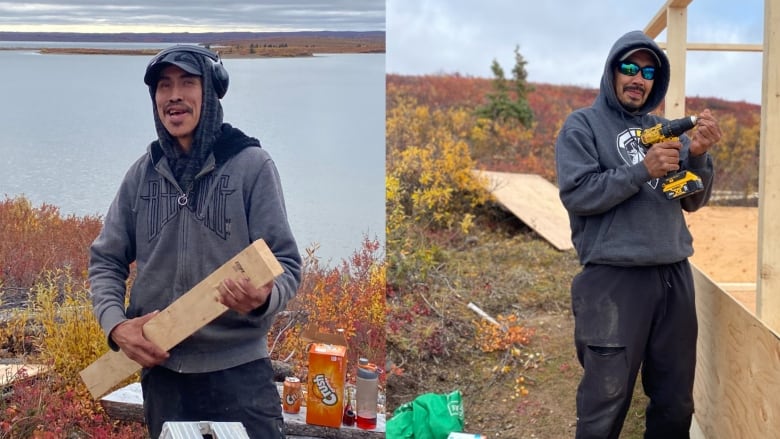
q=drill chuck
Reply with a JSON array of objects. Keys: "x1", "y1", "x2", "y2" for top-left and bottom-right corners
[
  {"x1": 640, "y1": 115, "x2": 698, "y2": 147},
  {"x1": 660, "y1": 115, "x2": 697, "y2": 138}
]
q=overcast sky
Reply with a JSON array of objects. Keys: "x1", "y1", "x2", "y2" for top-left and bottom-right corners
[
  {"x1": 0, "y1": 0, "x2": 385, "y2": 32},
  {"x1": 387, "y1": 0, "x2": 765, "y2": 104}
]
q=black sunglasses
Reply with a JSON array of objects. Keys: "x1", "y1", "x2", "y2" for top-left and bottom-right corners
[{"x1": 617, "y1": 62, "x2": 656, "y2": 80}]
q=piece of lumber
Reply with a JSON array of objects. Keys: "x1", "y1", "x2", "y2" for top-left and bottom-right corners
[
  {"x1": 758, "y1": 0, "x2": 780, "y2": 331},
  {"x1": 101, "y1": 382, "x2": 386, "y2": 439},
  {"x1": 80, "y1": 239, "x2": 284, "y2": 399},
  {"x1": 0, "y1": 363, "x2": 47, "y2": 386},
  {"x1": 474, "y1": 171, "x2": 573, "y2": 251}
]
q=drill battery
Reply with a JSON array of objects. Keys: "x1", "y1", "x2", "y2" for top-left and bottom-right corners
[{"x1": 661, "y1": 170, "x2": 704, "y2": 200}]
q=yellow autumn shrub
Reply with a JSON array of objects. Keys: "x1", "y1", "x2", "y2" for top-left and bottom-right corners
[
  {"x1": 30, "y1": 269, "x2": 107, "y2": 385},
  {"x1": 386, "y1": 96, "x2": 491, "y2": 284},
  {"x1": 386, "y1": 96, "x2": 490, "y2": 233}
]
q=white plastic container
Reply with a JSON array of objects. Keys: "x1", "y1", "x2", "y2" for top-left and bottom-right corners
[
  {"x1": 158, "y1": 421, "x2": 249, "y2": 439},
  {"x1": 355, "y1": 357, "x2": 379, "y2": 430}
]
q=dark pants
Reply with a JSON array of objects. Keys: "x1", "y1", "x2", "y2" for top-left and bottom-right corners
[
  {"x1": 571, "y1": 261, "x2": 697, "y2": 439},
  {"x1": 141, "y1": 358, "x2": 285, "y2": 439}
]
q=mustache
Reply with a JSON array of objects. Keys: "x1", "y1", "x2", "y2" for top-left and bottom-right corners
[
  {"x1": 163, "y1": 103, "x2": 193, "y2": 114},
  {"x1": 623, "y1": 85, "x2": 645, "y2": 94}
]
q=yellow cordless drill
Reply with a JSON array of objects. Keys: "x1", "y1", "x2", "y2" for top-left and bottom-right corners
[{"x1": 639, "y1": 115, "x2": 704, "y2": 200}]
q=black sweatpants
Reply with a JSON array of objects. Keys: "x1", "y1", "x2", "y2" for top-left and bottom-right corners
[
  {"x1": 571, "y1": 261, "x2": 697, "y2": 439},
  {"x1": 141, "y1": 358, "x2": 285, "y2": 439}
]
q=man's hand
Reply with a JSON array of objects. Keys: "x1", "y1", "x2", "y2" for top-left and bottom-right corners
[
  {"x1": 218, "y1": 277, "x2": 274, "y2": 315},
  {"x1": 644, "y1": 140, "x2": 682, "y2": 179},
  {"x1": 690, "y1": 109, "x2": 722, "y2": 157},
  {"x1": 109, "y1": 311, "x2": 170, "y2": 368}
]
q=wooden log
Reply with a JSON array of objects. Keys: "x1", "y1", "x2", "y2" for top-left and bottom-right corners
[
  {"x1": 99, "y1": 382, "x2": 143, "y2": 422},
  {"x1": 101, "y1": 383, "x2": 386, "y2": 439},
  {"x1": 80, "y1": 239, "x2": 284, "y2": 399}
]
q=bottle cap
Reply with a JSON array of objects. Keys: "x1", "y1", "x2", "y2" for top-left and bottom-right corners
[{"x1": 358, "y1": 362, "x2": 378, "y2": 379}]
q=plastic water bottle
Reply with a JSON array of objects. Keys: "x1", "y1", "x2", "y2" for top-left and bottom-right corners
[{"x1": 355, "y1": 357, "x2": 379, "y2": 430}]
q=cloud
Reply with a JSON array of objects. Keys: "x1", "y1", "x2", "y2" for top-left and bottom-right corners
[
  {"x1": 387, "y1": 0, "x2": 764, "y2": 103},
  {"x1": 0, "y1": 0, "x2": 385, "y2": 31}
]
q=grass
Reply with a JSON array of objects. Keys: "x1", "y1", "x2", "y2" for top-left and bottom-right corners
[{"x1": 386, "y1": 204, "x2": 649, "y2": 438}]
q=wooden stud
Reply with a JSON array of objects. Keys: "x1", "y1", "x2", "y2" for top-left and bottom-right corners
[
  {"x1": 79, "y1": 239, "x2": 284, "y2": 399},
  {"x1": 757, "y1": 0, "x2": 780, "y2": 330},
  {"x1": 664, "y1": 5, "x2": 688, "y2": 119}
]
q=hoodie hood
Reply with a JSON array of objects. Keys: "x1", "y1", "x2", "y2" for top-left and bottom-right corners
[
  {"x1": 149, "y1": 52, "x2": 224, "y2": 191},
  {"x1": 599, "y1": 30, "x2": 669, "y2": 117}
]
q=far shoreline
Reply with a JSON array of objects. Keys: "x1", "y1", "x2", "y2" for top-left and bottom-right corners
[{"x1": 0, "y1": 32, "x2": 385, "y2": 58}]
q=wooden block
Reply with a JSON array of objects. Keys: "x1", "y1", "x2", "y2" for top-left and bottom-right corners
[
  {"x1": 80, "y1": 239, "x2": 284, "y2": 399},
  {"x1": 78, "y1": 350, "x2": 141, "y2": 400}
]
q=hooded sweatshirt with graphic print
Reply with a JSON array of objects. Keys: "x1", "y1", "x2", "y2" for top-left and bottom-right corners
[
  {"x1": 555, "y1": 30, "x2": 714, "y2": 266},
  {"x1": 89, "y1": 50, "x2": 301, "y2": 373}
]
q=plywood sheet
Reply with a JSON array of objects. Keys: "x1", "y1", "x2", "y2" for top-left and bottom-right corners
[
  {"x1": 692, "y1": 267, "x2": 780, "y2": 438},
  {"x1": 0, "y1": 363, "x2": 46, "y2": 386},
  {"x1": 475, "y1": 171, "x2": 572, "y2": 251}
]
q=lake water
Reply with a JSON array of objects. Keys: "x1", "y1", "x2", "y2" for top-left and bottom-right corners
[{"x1": 0, "y1": 45, "x2": 385, "y2": 264}]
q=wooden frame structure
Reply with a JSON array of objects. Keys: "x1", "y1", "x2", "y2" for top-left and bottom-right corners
[{"x1": 645, "y1": 1, "x2": 780, "y2": 437}]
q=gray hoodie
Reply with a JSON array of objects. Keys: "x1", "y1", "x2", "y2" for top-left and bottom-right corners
[
  {"x1": 555, "y1": 30, "x2": 714, "y2": 266},
  {"x1": 89, "y1": 54, "x2": 301, "y2": 373}
]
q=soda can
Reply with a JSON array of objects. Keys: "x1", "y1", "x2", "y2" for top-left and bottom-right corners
[{"x1": 283, "y1": 377, "x2": 302, "y2": 414}]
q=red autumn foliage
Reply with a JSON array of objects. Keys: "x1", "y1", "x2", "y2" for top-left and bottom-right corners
[{"x1": 0, "y1": 196, "x2": 103, "y2": 289}]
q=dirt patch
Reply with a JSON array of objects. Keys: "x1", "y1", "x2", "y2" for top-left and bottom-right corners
[
  {"x1": 685, "y1": 206, "x2": 758, "y2": 312},
  {"x1": 386, "y1": 205, "x2": 759, "y2": 438},
  {"x1": 685, "y1": 206, "x2": 757, "y2": 283}
]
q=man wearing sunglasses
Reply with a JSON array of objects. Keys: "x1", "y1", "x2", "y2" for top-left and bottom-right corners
[{"x1": 555, "y1": 30, "x2": 721, "y2": 438}]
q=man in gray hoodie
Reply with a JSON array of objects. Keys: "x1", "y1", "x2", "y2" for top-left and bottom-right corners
[
  {"x1": 88, "y1": 45, "x2": 301, "y2": 438},
  {"x1": 555, "y1": 31, "x2": 721, "y2": 438}
]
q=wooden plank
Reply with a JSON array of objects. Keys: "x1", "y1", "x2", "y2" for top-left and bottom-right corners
[
  {"x1": 664, "y1": 5, "x2": 688, "y2": 118},
  {"x1": 101, "y1": 382, "x2": 386, "y2": 439},
  {"x1": 79, "y1": 239, "x2": 284, "y2": 399},
  {"x1": 718, "y1": 282, "x2": 757, "y2": 291},
  {"x1": 0, "y1": 363, "x2": 47, "y2": 386},
  {"x1": 692, "y1": 266, "x2": 780, "y2": 438},
  {"x1": 644, "y1": 0, "x2": 694, "y2": 38},
  {"x1": 657, "y1": 42, "x2": 763, "y2": 52},
  {"x1": 758, "y1": 0, "x2": 780, "y2": 330},
  {"x1": 474, "y1": 171, "x2": 572, "y2": 251},
  {"x1": 644, "y1": 5, "x2": 669, "y2": 39}
]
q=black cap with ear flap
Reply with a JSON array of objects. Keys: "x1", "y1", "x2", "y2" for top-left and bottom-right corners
[{"x1": 144, "y1": 45, "x2": 230, "y2": 99}]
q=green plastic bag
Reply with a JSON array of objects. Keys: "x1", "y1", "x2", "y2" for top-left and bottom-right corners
[{"x1": 386, "y1": 390, "x2": 464, "y2": 439}]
